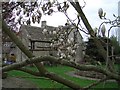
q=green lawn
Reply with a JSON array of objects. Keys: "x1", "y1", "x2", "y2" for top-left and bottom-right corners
[{"x1": 7, "y1": 65, "x2": 119, "y2": 89}]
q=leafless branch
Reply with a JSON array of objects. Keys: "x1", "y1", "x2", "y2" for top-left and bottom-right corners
[{"x1": 64, "y1": 12, "x2": 89, "y2": 34}]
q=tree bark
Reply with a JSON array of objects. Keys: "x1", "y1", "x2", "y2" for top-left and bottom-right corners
[
  {"x1": 2, "y1": 1, "x2": 119, "y2": 89},
  {"x1": 70, "y1": 1, "x2": 115, "y2": 73},
  {"x1": 2, "y1": 20, "x2": 83, "y2": 89},
  {"x1": 2, "y1": 56, "x2": 120, "y2": 81}
]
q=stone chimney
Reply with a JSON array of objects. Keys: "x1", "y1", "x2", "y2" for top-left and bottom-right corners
[{"x1": 41, "y1": 21, "x2": 47, "y2": 28}]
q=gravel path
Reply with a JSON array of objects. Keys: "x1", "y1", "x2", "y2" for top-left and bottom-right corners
[
  {"x1": 66, "y1": 71, "x2": 116, "y2": 82},
  {"x1": 2, "y1": 77, "x2": 39, "y2": 89},
  {"x1": 66, "y1": 71, "x2": 99, "y2": 81}
]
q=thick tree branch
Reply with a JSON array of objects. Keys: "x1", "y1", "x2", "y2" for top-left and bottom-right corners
[
  {"x1": 70, "y1": 1, "x2": 116, "y2": 73},
  {"x1": 44, "y1": 71, "x2": 82, "y2": 89},
  {"x1": 2, "y1": 20, "x2": 82, "y2": 90},
  {"x1": 16, "y1": 68, "x2": 41, "y2": 77},
  {"x1": 2, "y1": 19, "x2": 49, "y2": 74},
  {"x1": 70, "y1": 2, "x2": 105, "y2": 56},
  {"x1": 2, "y1": 56, "x2": 120, "y2": 81},
  {"x1": 18, "y1": 67, "x2": 82, "y2": 89},
  {"x1": 2, "y1": 1, "x2": 119, "y2": 89},
  {"x1": 70, "y1": 2, "x2": 94, "y2": 37}
]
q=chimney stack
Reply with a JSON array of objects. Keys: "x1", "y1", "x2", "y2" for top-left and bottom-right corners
[{"x1": 41, "y1": 21, "x2": 47, "y2": 28}]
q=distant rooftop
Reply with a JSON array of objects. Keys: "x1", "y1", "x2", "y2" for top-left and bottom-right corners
[{"x1": 20, "y1": 23, "x2": 57, "y2": 41}]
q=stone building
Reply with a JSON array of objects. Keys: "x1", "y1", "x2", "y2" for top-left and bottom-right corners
[
  {"x1": 18, "y1": 21, "x2": 57, "y2": 61},
  {"x1": 2, "y1": 21, "x2": 85, "y2": 63}
]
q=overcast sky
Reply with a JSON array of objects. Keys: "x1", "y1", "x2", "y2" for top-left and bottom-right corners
[{"x1": 32, "y1": 0, "x2": 120, "y2": 40}]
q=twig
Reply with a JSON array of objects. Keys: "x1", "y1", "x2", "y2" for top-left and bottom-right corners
[{"x1": 64, "y1": 12, "x2": 89, "y2": 34}]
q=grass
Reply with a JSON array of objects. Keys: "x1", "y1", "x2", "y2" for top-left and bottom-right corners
[{"x1": 7, "y1": 65, "x2": 119, "y2": 89}]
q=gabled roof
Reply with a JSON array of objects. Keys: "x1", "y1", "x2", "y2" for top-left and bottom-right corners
[
  {"x1": 20, "y1": 24, "x2": 83, "y2": 42},
  {"x1": 20, "y1": 25, "x2": 56, "y2": 41}
]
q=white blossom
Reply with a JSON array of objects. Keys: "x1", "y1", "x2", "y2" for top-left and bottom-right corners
[
  {"x1": 60, "y1": 53, "x2": 66, "y2": 58},
  {"x1": 50, "y1": 43, "x2": 53, "y2": 47},
  {"x1": 53, "y1": 31, "x2": 57, "y2": 35},
  {"x1": 74, "y1": 44, "x2": 79, "y2": 49},
  {"x1": 58, "y1": 49, "x2": 62, "y2": 53},
  {"x1": 42, "y1": 24, "x2": 80, "y2": 60},
  {"x1": 67, "y1": 47, "x2": 72, "y2": 52},
  {"x1": 71, "y1": 50, "x2": 76, "y2": 55},
  {"x1": 70, "y1": 58, "x2": 74, "y2": 62},
  {"x1": 57, "y1": 49, "x2": 61, "y2": 56},
  {"x1": 101, "y1": 24, "x2": 106, "y2": 37},
  {"x1": 59, "y1": 26, "x2": 63, "y2": 30},
  {"x1": 59, "y1": 38, "x2": 64, "y2": 42},
  {"x1": 52, "y1": 39, "x2": 55, "y2": 42},
  {"x1": 42, "y1": 29, "x2": 48, "y2": 34},
  {"x1": 64, "y1": 31, "x2": 67, "y2": 35},
  {"x1": 67, "y1": 39, "x2": 71, "y2": 44},
  {"x1": 70, "y1": 38, "x2": 74, "y2": 43},
  {"x1": 67, "y1": 55, "x2": 71, "y2": 58},
  {"x1": 59, "y1": 45, "x2": 64, "y2": 49},
  {"x1": 49, "y1": 31, "x2": 52, "y2": 35},
  {"x1": 98, "y1": 8, "x2": 103, "y2": 19},
  {"x1": 67, "y1": 38, "x2": 74, "y2": 44},
  {"x1": 67, "y1": 54, "x2": 72, "y2": 60}
]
